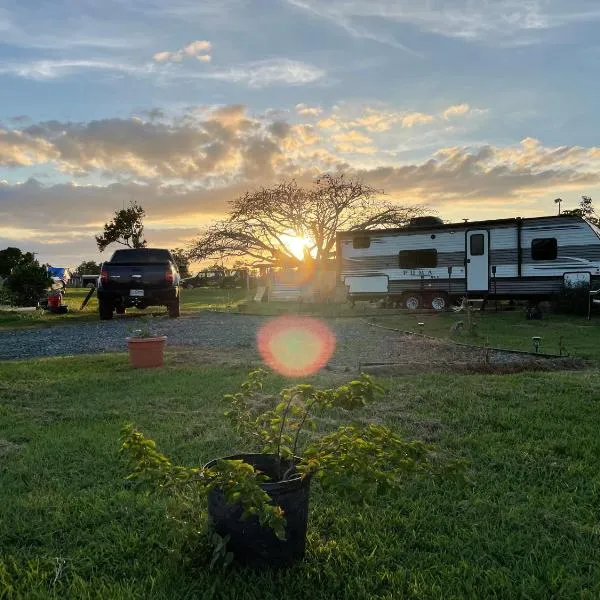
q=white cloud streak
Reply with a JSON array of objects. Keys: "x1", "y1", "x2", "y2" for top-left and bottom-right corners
[
  {"x1": 198, "y1": 59, "x2": 326, "y2": 87},
  {"x1": 285, "y1": 0, "x2": 600, "y2": 46}
]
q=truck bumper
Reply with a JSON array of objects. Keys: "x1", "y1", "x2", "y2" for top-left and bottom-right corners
[{"x1": 98, "y1": 287, "x2": 179, "y2": 308}]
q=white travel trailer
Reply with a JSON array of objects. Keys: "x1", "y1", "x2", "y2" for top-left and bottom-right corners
[{"x1": 337, "y1": 215, "x2": 600, "y2": 310}]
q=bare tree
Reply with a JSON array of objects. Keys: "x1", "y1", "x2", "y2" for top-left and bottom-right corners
[
  {"x1": 189, "y1": 174, "x2": 427, "y2": 267},
  {"x1": 96, "y1": 201, "x2": 147, "y2": 252}
]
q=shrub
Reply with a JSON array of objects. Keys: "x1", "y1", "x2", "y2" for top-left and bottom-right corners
[
  {"x1": 120, "y1": 371, "x2": 465, "y2": 552},
  {"x1": 5, "y1": 261, "x2": 52, "y2": 306},
  {"x1": 554, "y1": 282, "x2": 591, "y2": 316}
]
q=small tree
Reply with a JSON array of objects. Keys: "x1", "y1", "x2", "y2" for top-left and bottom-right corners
[
  {"x1": 96, "y1": 202, "x2": 147, "y2": 252},
  {"x1": 74, "y1": 260, "x2": 101, "y2": 276},
  {"x1": 171, "y1": 248, "x2": 191, "y2": 278},
  {"x1": 5, "y1": 260, "x2": 52, "y2": 306},
  {"x1": 0, "y1": 247, "x2": 36, "y2": 279}
]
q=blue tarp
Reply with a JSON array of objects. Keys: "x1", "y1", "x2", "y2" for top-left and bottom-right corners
[{"x1": 48, "y1": 267, "x2": 66, "y2": 279}]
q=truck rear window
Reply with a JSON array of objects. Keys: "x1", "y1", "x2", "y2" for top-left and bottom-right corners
[{"x1": 109, "y1": 249, "x2": 172, "y2": 263}]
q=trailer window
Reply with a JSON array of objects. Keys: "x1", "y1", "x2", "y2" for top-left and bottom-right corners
[
  {"x1": 399, "y1": 249, "x2": 438, "y2": 269},
  {"x1": 470, "y1": 234, "x2": 485, "y2": 256},
  {"x1": 531, "y1": 238, "x2": 557, "y2": 260},
  {"x1": 353, "y1": 236, "x2": 370, "y2": 249}
]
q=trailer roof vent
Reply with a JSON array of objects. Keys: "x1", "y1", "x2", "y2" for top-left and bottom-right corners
[{"x1": 408, "y1": 216, "x2": 444, "y2": 227}]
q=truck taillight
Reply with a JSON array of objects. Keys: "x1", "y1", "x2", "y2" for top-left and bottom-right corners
[
  {"x1": 100, "y1": 269, "x2": 108, "y2": 284},
  {"x1": 166, "y1": 270, "x2": 174, "y2": 284}
]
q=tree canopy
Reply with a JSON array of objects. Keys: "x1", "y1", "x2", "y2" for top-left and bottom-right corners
[
  {"x1": 563, "y1": 196, "x2": 599, "y2": 226},
  {"x1": 1, "y1": 249, "x2": 51, "y2": 306},
  {"x1": 170, "y1": 248, "x2": 191, "y2": 278},
  {"x1": 74, "y1": 260, "x2": 101, "y2": 276},
  {"x1": 0, "y1": 247, "x2": 36, "y2": 279},
  {"x1": 189, "y1": 175, "x2": 427, "y2": 268},
  {"x1": 96, "y1": 202, "x2": 147, "y2": 252}
]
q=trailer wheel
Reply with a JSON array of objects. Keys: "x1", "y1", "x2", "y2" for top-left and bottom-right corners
[
  {"x1": 430, "y1": 295, "x2": 448, "y2": 311},
  {"x1": 404, "y1": 295, "x2": 421, "y2": 310},
  {"x1": 99, "y1": 299, "x2": 113, "y2": 320}
]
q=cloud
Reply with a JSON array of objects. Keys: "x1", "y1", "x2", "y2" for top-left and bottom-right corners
[
  {"x1": 199, "y1": 58, "x2": 326, "y2": 87},
  {"x1": 3, "y1": 133, "x2": 600, "y2": 265},
  {"x1": 153, "y1": 39, "x2": 212, "y2": 63},
  {"x1": 0, "y1": 59, "x2": 155, "y2": 80},
  {"x1": 443, "y1": 103, "x2": 470, "y2": 119},
  {"x1": 183, "y1": 40, "x2": 212, "y2": 56},
  {"x1": 0, "y1": 106, "x2": 293, "y2": 180},
  {"x1": 0, "y1": 128, "x2": 58, "y2": 166},
  {"x1": 296, "y1": 103, "x2": 323, "y2": 117},
  {"x1": 332, "y1": 130, "x2": 376, "y2": 154},
  {"x1": 285, "y1": 0, "x2": 600, "y2": 47},
  {"x1": 285, "y1": 0, "x2": 421, "y2": 55},
  {"x1": 401, "y1": 112, "x2": 435, "y2": 128},
  {"x1": 355, "y1": 141, "x2": 600, "y2": 204},
  {"x1": 153, "y1": 51, "x2": 174, "y2": 63}
]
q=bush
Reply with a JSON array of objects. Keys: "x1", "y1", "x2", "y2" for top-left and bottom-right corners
[
  {"x1": 0, "y1": 285, "x2": 15, "y2": 306},
  {"x1": 5, "y1": 262, "x2": 52, "y2": 306},
  {"x1": 554, "y1": 282, "x2": 591, "y2": 316}
]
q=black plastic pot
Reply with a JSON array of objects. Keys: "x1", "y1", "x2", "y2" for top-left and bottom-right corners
[{"x1": 205, "y1": 453, "x2": 311, "y2": 569}]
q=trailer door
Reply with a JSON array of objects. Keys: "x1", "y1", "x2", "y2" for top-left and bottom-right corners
[{"x1": 466, "y1": 230, "x2": 489, "y2": 292}]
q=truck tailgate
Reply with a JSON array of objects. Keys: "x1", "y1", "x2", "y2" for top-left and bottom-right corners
[{"x1": 102, "y1": 263, "x2": 171, "y2": 292}]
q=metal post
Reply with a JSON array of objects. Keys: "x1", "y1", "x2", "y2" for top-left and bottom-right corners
[{"x1": 492, "y1": 265, "x2": 497, "y2": 311}]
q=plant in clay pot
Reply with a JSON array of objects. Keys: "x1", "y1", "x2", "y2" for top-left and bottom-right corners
[
  {"x1": 120, "y1": 370, "x2": 464, "y2": 568},
  {"x1": 126, "y1": 316, "x2": 167, "y2": 368}
]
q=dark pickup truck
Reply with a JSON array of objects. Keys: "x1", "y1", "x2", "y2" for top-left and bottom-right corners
[{"x1": 97, "y1": 248, "x2": 181, "y2": 320}]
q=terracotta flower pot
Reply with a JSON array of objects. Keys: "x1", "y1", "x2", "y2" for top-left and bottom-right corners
[{"x1": 126, "y1": 336, "x2": 167, "y2": 368}]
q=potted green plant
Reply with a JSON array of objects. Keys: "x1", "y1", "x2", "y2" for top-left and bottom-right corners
[
  {"x1": 126, "y1": 317, "x2": 167, "y2": 368},
  {"x1": 120, "y1": 370, "x2": 462, "y2": 568}
]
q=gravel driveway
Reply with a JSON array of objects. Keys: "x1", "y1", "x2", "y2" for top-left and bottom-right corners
[{"x1": 0, "y1": 312, "x2": 574, "y2": 373}]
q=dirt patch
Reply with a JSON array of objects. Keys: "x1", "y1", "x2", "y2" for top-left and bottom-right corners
[
  {"x1": 165, "y1": 346, "x2": 258, "y2": 367},
  {"x1": 360, "y1": 357, "x2": 589, "y2": 377},
  {"x1": 0, "y1": 439, "x2": 24, "y2": 458}
]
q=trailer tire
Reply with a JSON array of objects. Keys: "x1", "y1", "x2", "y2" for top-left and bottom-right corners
[
  {"x1": 430, "y1": 295, "x2": 448, "y2": 311},
  {"x1": 404, "y1": 295, "x2": 421, "y2": 310},
  {"x1": 99, "y1": 300, "x2": 113, "y2": 320}
]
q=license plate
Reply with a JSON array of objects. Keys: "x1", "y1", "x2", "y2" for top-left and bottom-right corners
[{"x1": 130, "y1": 289, "x2": 144, "y2": 297}]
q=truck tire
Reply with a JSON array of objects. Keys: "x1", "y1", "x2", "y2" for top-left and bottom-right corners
[
  {"x1": 99, "y1": 299, "x2": 113, "y2": 320},
  {"x1": 168, "y1": 299, "x2": 180, "y2": 318},
  {"x1": 404, "y1": 295, "x2": 421, "y2": 310}
]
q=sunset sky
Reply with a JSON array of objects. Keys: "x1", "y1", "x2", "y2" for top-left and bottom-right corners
[{"x1": 2, "y1": 0, "x2": 600, "y2": 267}]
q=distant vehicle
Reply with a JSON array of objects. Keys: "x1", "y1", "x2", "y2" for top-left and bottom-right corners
[
  {"x1": 97, "y1": 248, "x2": 181, "y2": 320},
  {"x1": 81, "y1": 274, "x2": 99, "y2": 288},
  {"x1": 182, "y1": 268, "x2": 247, "y2": 289}
]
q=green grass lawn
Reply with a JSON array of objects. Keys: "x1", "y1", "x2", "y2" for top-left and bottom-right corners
[
  {"x1": 370, "y1": 311, "x2": 600, "y2": 361},
  {"x1": 1, "y1": 355, "x2": 599, "y2": 599},
  {"x1": 0, "y1": 287, "x2": 249, "y2": 330}
]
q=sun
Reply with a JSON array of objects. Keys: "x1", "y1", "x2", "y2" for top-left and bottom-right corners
[{"x1": 281, "y1": 233, "x2": 312, "y2": 260}]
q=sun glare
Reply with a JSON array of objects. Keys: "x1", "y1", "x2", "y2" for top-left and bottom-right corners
[
  {"x1": 281, "y1": 234, "x2": 312, "y2": 260},
  {"x1": 257, "y1": 316, "x2": 336, "y2": 377}
]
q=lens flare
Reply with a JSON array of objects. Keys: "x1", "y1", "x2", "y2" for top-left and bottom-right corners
[{"x1": 257, "y1": 316, "x2": 336, "y2": 377}]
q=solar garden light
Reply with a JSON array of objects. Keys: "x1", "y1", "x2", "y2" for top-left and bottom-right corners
[
  {"x1": 532, "y1": 336, "x2": 542, "y2": 353},
  {"x1": 418, "y1": 322, "x2": 425, "y2": 331}
]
